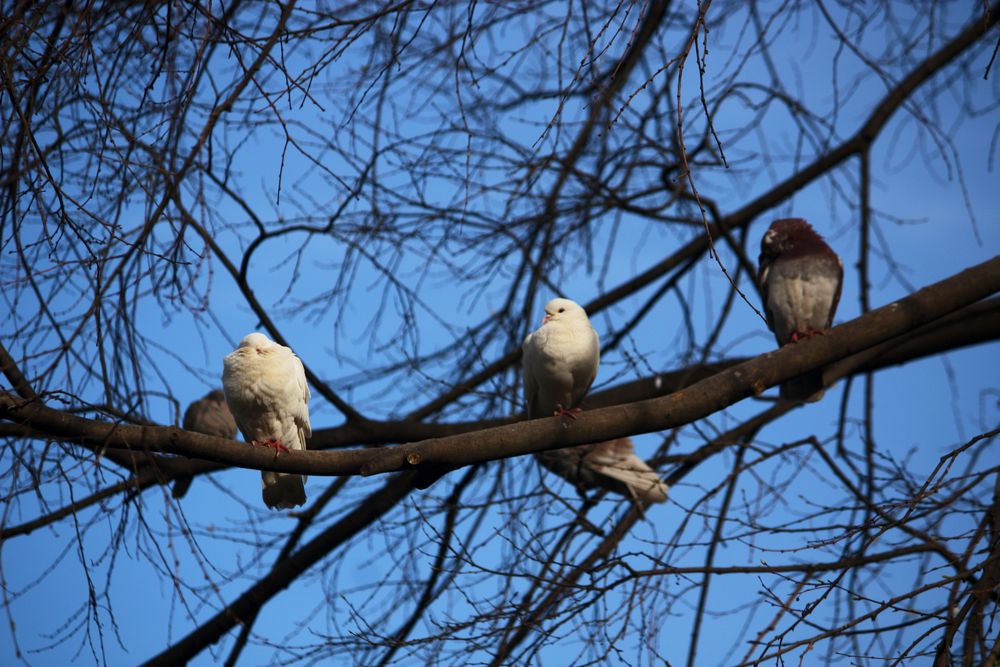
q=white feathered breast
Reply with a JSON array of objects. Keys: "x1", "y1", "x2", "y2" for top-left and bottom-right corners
[{"x1": 223, "y1": 344, "x2": 311, "y2": 449}]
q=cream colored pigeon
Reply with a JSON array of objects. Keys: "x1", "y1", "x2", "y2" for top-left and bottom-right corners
[
  {"x1": 522, "y1": 298, "x2": 667, "y2": 504},
  {"x1": 173, "y1": 389, "x2": 237, "y2": 498},
  {"x1": 522, "y1": 298, "x2": 600, "y2": 419},
  {"x1": 223, "y1": 332, "x2": 311, "y2": 509}
]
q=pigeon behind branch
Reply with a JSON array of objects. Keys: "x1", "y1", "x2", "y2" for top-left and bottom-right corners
[
  {"x1": 223, "y1": 332, "x2": 311, "y2": 509},
  {"x1": 173, "y1": 389, "x2": 237, "y2": 499},
  {"x1": 184, "y1": 389, "x2": 237, "y2": 438},
  {"x1": 758, "y1": 218, "x2": 844, "y2": 401},
  {"x1": 522, "y1": 298, "x2": 667, "y2": 504}
]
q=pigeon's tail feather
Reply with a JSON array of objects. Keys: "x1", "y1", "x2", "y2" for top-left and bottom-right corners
[
  {"x1": 261, "y1": 472, "x2": 306, "y2": 509},
  {"x1": 537, "y1": 446, "x2": 670, "y2": 505},
  {"x1": 593, "y1": 465, "x2": 669, "y2": 504},
  {"x1": 260, "y1": 428, "x2": 308, "y2": 509},
  {"x1": 780, "y1": 369, "x2": 825, "y2": 402}
]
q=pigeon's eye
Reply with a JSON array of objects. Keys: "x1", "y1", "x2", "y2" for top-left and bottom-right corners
[{"x1": 558, "y1": 308, "x2": 565, "y2": 313}]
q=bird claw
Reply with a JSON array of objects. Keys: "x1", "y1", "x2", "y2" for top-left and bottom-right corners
[
  {"x1": 789, "y1": 328, "x2": 825, "y2": 344},
  {"x1": 253, "y1": 438, "x2": 290, "y2": 460},
  {"x1": 553, "y1": 405, "x2": 582, "y2": 419}
]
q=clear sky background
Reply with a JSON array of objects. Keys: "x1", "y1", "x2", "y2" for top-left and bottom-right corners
[{"x1": 1, "y1": 2, "x2": 998, "y2": 665}]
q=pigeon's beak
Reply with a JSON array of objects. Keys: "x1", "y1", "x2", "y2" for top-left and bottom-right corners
[{"x1": 542, "y1": 313, "x2": 552, "y2": 324}]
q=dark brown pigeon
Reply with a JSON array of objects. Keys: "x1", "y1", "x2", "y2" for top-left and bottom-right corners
[
  {"x1": 173, "y1": 389, "x2": 237, "y2": 498},
  {"x1": 758, "y1": 218, "x2": 844, "y2": 401}
]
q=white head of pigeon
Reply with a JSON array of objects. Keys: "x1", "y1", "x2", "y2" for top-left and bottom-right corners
[{"x1": 223, "y1": 332, "x2": 311, "y2": 509}]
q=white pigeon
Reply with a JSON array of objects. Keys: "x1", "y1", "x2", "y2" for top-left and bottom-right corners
[
  {"x1": 522, "y1": 298, "x2": 601, "y2": 420},
  {"x1": 522, "y1": 298, "x2": 668, "y2": 504},
  {"x1": 174, "y1": 389, "x2": 237, "y2": 499},
  {"x1": 222, "y1": 332, "x2": 311, "y2": 509}
]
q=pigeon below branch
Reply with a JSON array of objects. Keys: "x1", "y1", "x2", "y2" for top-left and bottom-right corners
[{"x1": 535, "y1": 437, "x2": 669, "y2": 504}]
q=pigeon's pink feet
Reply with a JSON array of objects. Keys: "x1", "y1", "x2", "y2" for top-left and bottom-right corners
[
  {"x1": 789, "y1": 328, "x2": 825, "y2": 344},
  {"x1": 553, "y1": 405, "x2": 582, "y2": 419},
  {"x1": 253, "y1": 438, "x2": 290, "y2": 458}
]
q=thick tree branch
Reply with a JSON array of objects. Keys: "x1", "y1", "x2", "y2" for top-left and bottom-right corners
[
  {"x1": 0, "y1": 339, "x2": 36, "y2": 400},
  {"x1": 2, "y1": 255, "x2": 997, "y2": 482},
  {"x1": 3, "y1": 295, "x2": 995, "y2": 540}
]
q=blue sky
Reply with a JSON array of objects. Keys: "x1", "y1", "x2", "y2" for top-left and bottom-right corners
[{"x1": 1, "y1": 2, "x2": 998, "y2": 665}]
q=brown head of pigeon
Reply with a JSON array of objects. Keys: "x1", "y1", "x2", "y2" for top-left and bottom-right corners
[
  {"x1": 522, "y1": 298, "x2": 668, "y2": 505},
  {"x1": 174, "y1": 389, "x2": 238, "y2": 498},
  {"x1": 758, "y1": 218, "x2": 844, "y2": 401},
  {"x1": 184, "y1": 389, "x2": 237, "y2": 439}
]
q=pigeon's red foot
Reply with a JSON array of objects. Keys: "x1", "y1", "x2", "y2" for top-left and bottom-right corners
[
  {"x1": 553, "y1": 405, "x2": 582, "y2": 419},
  {"x1": 789, "y1": 328, "x2": 825, "y2": 344},
  {"x1": 253, "y1": 438, "x2": 290, "y2": 458}
]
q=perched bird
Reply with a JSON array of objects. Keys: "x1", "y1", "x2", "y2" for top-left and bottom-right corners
[
  {"x1": 184, "y1": 389, "x2": 237, "y2": 438},
  {"x1": 758, "y1": 218, "x2": 844, "y2": 401},
  {"x1": 522, "y1": 298, "x2": 667, "y2": 504},
  {"x1": 535, "y1": 437, "x2": 669, "y2": 504},
  {"x1": 223, "y1": 333, "x2": 311, "y2": 509},
  {"x1": 173, "y1": 389, "x2": 238, "y2": 499},
  {"x1": 522, "y1": 298, "x2": 601, "y2": 420}
]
